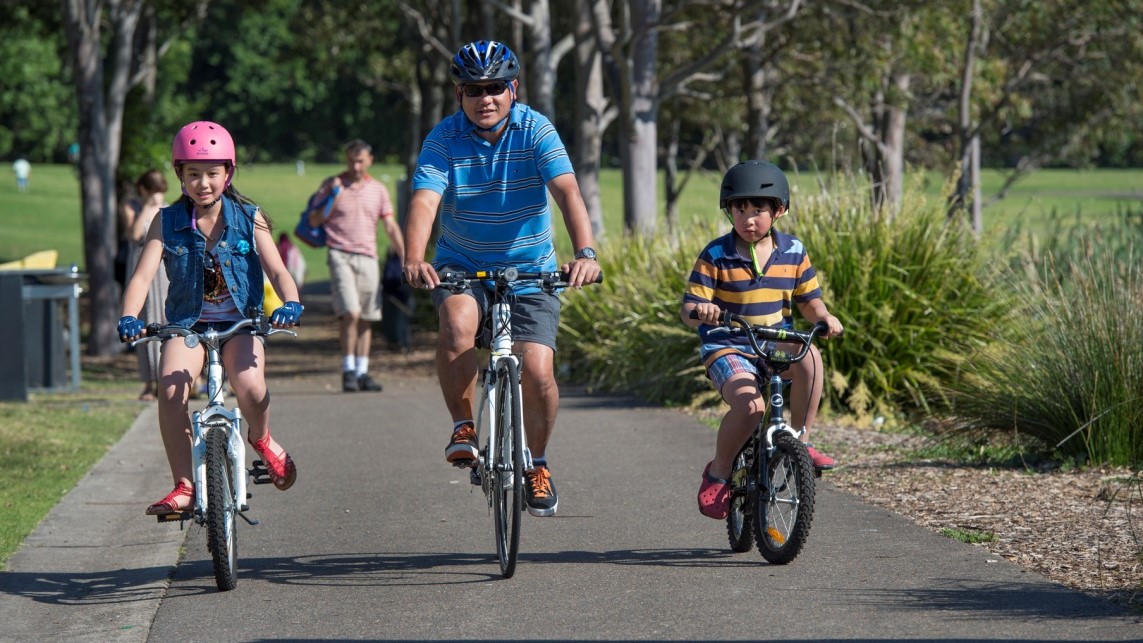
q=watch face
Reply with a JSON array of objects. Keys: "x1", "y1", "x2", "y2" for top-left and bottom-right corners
[{"x1": 578, "y1": 247, "x2": 597, "y2": 260}]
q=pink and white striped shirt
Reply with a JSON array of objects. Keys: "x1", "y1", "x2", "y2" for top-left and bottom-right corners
[{"x1": 315, "y1": 176, "x2": 394, "y2": 258}]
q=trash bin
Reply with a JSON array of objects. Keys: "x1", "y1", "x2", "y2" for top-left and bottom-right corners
[{"x1": 0, "y1": 267, "x2": 85, "y2": 400}]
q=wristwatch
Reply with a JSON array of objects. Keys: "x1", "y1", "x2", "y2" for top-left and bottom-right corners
[{"x1": 575, "y1": 247, "x2": 598, "y2": 261}]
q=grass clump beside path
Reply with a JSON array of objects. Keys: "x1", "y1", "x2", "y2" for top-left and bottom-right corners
[{"x1": 0, "y1": 394, "x2": 138, "y2": 566}]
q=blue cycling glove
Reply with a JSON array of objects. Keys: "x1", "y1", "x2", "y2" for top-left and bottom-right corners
[
  {"x1": 270, "y1": 301, "x2": 303, "y2": 326},
  {"x1": 118, "y1": 315, "x2": 145, "y2": 342}
]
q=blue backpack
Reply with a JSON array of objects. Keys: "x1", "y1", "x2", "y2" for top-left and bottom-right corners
[{"x1": 293, "y1": 184, "x2": 341, "y2": 248}]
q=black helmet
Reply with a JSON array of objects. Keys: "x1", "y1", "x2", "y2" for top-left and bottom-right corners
[
  {"x1": 719, "y1": 160, "x2": 790, "y2": 210},
  {"x1": 449, "y1": 40, "x2": 520, "y2": 84}
]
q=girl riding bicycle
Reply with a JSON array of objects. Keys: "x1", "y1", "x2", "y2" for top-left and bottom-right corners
[
  {"x1": 680, "y1": 160, "x2": 844, "y2": 520},
  {"x1": 119, "y1": 120, "x2": 303, "y2": 516}
]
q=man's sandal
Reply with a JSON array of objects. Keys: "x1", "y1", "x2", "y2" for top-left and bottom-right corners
[
  {"x1": 250, "y1": 433, "x2": 297, "y2": 491},
  {"x1": 145, "y1": 480, "x2": 194, "y2": 515}
]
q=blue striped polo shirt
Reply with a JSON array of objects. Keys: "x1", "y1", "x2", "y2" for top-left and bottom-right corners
[
  {"x1": 683, "y1": 229, "x2": 822, "y2": 368},
  {"x1": 413, "y1": 103, "x2": 574, "y2": 293}
]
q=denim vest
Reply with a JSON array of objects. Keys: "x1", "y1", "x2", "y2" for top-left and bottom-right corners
[{"x1": 160, "y1": 195, "x2": 264, "y2": 327}]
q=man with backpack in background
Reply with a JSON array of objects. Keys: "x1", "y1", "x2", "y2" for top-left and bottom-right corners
[{"x1": 306, "y1": 139, "x2": 405, "y2": 392}]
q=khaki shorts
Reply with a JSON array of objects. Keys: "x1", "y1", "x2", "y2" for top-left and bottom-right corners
[{"x1": 328, "y1": 248, "x2": 381, "y2": 321}]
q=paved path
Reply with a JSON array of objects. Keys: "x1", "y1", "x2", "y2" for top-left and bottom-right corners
[{"x1": 2, "y1": 373, "x2": 1140, "y2": 641}]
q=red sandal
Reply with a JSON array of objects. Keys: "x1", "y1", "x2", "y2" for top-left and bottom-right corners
[
  {"x1": 145, "y1": 480, "x2": 194, "y2": 515},
  {"x1": 250, "y1": 433, "x2": 297, "y2": 491}
]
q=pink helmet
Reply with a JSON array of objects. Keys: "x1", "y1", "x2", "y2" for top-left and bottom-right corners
[{"x1": 171, "y1": 121, "x2": 235, "y2": 167}]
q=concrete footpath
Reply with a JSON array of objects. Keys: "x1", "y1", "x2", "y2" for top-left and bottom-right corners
[{"x1": 1, "y1": 373, "x2": 1140, "y2": 642}]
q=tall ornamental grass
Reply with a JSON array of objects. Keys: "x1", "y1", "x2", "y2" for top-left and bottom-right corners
[
  {"x1": 782, "y1": 174, "x2": 1006, "y2": 423},
  {"x1": 560, "y1": 173, "x2": 1004, "y2": 422},
  {"x1": 948, "y1": 210, "x2": 1143, "y2": 467},
  {"x1": 559, "y1": 226, "x2": 719, "y2": 406}
]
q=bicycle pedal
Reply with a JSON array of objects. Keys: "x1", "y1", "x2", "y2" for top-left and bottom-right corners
[
  {"x1": 451, "y1": 458, "x2": 476, "y2": 469},
  {"x1": 156, "y1": 511, "x2": 191, "y2": 524},
  {"x1": 249, "y1": 460, "x2": 274, "y2": 485}
]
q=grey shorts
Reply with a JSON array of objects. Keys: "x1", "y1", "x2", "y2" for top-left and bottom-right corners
[{"x1": 431, "y1": 284, "x2": 561, "y2": 351}]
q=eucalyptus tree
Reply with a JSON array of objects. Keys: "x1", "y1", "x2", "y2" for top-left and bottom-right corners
[
  {"x1": 590, "y1": 0, "x2": 804, "y2": 236},
  {"x1": 62, "y1": 0, "x2": 209, "y2": 355},
  {"x1": 947, "y1": 0, "x2": 1143, "y2": 228}
]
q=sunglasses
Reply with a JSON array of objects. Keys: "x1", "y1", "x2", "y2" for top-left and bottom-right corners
[{"x1": 461, "y1": 82, "x2": 510, "y2": 98}]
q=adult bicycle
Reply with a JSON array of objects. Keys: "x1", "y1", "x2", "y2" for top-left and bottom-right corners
[
  {"x1": 436, "y1": 267, "x2": 599, "y2": 578},
  {"x1": 133, "y1": 316, "x2": 296, "y2": 591},
  {"x1": 696, "y1": 311, "x2": 829, "y2": 564}
]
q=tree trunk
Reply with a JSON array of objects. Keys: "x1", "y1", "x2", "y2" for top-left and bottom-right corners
[
  {"x1": 62, "y1": 0, "x2": 143, "y2": 357},
  {"x1": 573, "y1": 0, "x2": 607, "y2": 240},
  {"x1": 624, "y1": 0, "x2": 660, "y2": 237}
]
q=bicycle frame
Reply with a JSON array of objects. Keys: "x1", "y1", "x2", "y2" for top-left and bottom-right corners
[
  {"x1": 467, "y1": 275, "x2": 533, "y2": 490},
  {"x1": 190, "y1": 326, "x2": 248, "y2": 520}
]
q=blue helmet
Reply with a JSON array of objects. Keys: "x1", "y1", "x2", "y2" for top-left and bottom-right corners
[{"x1": 449, "y1": 40, "x2": 520, "y2": 84}]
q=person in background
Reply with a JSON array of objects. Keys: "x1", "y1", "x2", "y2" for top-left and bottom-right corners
[
  {"x1": 12, "y1": 157, "x2": 30, "y2": 192},
  {"x1": 305, "y1": 139, "x2": 405, "y2": 393},
  {"x1": 277, "y1": 232, "x2": 306, "y2": 290},
  {"x1": 123, "y1": 169, "x2": 170, "y2": 401}
]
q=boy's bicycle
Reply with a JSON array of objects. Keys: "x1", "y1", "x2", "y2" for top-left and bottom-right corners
[
  {"x1": 436, "y1": 267, "x2": 599, "y2": 578},
  {"x1": 132, "y1": 316, "x2": 295, "y2": 591},
  {"x1": 698, "y1": 311, "x2": 829, "y2": 564}
]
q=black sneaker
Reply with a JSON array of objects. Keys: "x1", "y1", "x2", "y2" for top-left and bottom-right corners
[
  {"x1": 357, "y1": 373, "x2": 382, "y2": 392},
  {"x1": 525, "y1": 465, "x2": 558, "y2": 517},
  {"x1": 342, "y1": 371, "x2": 358, "y2": 392}
]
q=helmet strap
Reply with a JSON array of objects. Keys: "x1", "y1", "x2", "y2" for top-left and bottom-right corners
[{"x1": 724, "y1": 209, "x2": 766, "y2": 277}]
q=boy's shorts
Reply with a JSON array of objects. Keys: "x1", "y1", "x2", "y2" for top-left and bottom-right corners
[
  {"x1": 707, "y1": 353, "x2": 762, "y2": 393},
  {"x1": 431, "y1": 280, "x2": 561, "y2": 351}
]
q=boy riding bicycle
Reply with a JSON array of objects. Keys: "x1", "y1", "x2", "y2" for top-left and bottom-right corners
[{"x1": 680, "y1": 160, "x2": 843, "y2": 520}]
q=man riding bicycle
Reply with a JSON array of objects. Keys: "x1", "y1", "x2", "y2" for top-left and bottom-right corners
[{"x1": 402, "y1": 39, "x2": 601, "y2": 517}]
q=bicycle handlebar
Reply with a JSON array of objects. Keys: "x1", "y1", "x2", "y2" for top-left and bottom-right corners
[
  {"x1": 436, "y1": 267, "x2": 604, "y2": 292},
  {"x1": 131, "y1": 317, "x2": 297, "y2": 348},
  {"x1": 689, "y1": 309, "x2": 827, "y2": 365}
]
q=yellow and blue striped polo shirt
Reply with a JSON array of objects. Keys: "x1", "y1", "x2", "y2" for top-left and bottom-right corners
[{"x1": 683, "y1": 229, "x2": 822, "y2": 368}]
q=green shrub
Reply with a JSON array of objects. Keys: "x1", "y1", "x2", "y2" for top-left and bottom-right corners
[
  {"x1": 946, "y1": 246, "x2": 1143, "y2": 467},
  {"x1": 559, "y1": 228, "x2": 719, "y2": 406},
  {"x1": 560, "y1": 173, "x2": 1005, "y2": 422},
  {"x1": 783, "y1": 173, "x2": 1006, "y2": 423}
]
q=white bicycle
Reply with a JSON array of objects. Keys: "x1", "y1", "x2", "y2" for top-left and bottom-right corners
[
  {"x1": 133, "y1": 316, "x2": 295, "y2": 591},
  {"x1": 436, "y1": 267, "x2": 599, "y2": 578}
]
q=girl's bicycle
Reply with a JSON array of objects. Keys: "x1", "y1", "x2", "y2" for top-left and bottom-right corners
[
  {"x1": 133, "y1": 316, "x2": 295, "y2": 591},
  {"x1": 699, "y1": 311, "x2": 829, "y2": 564},
  {"x1": 436, "y1": 267, "x2": 598, "y2": 578}
]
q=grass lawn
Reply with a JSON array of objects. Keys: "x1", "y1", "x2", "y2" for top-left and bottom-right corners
[{"x1": 0, "y1": 388, "x2": 139, "y2": 566}]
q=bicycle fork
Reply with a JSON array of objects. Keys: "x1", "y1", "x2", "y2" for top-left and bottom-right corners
[{"x1": 190, "y1": 405, "x2": 249, "y2": 521}]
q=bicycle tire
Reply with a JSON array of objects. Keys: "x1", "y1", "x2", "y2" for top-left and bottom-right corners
[
  {"x1": 492, "y1": 361, "x2": 523, "y2": 578},
  {"x1": 753, "y1": 432, "x2": 816, "y2": 564},
  {"x1": 726, "y1": 445, "x2": 754, "y2": 552},
  {"x1": 205, "y1": 425, "x2": 239, "y2": 591}
]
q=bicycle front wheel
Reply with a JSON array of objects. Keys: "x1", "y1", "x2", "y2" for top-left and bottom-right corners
[
  {"x1": 205, "y1": 425, "x2": 239, "y2": 591},
  {"x1": 754, "y1": 432, "x2": 816, "y2": 564},
  {"x1": 491, "y1": 361, "x2": 524, "y2": 578}
]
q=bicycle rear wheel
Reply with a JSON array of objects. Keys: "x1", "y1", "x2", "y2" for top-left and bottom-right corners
[
  {"x1": 205, "y1": 425, "x2": 239, "y2": 591},
  {"x1": 726, "y1": 445, "x2": 754, "y2": 552},
  {"x1": 491, "y1": 361, "x2": 523, "y2": 578},
  {"x1": 753, "y1": 432, "x2": 816, "y2": 564}
]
